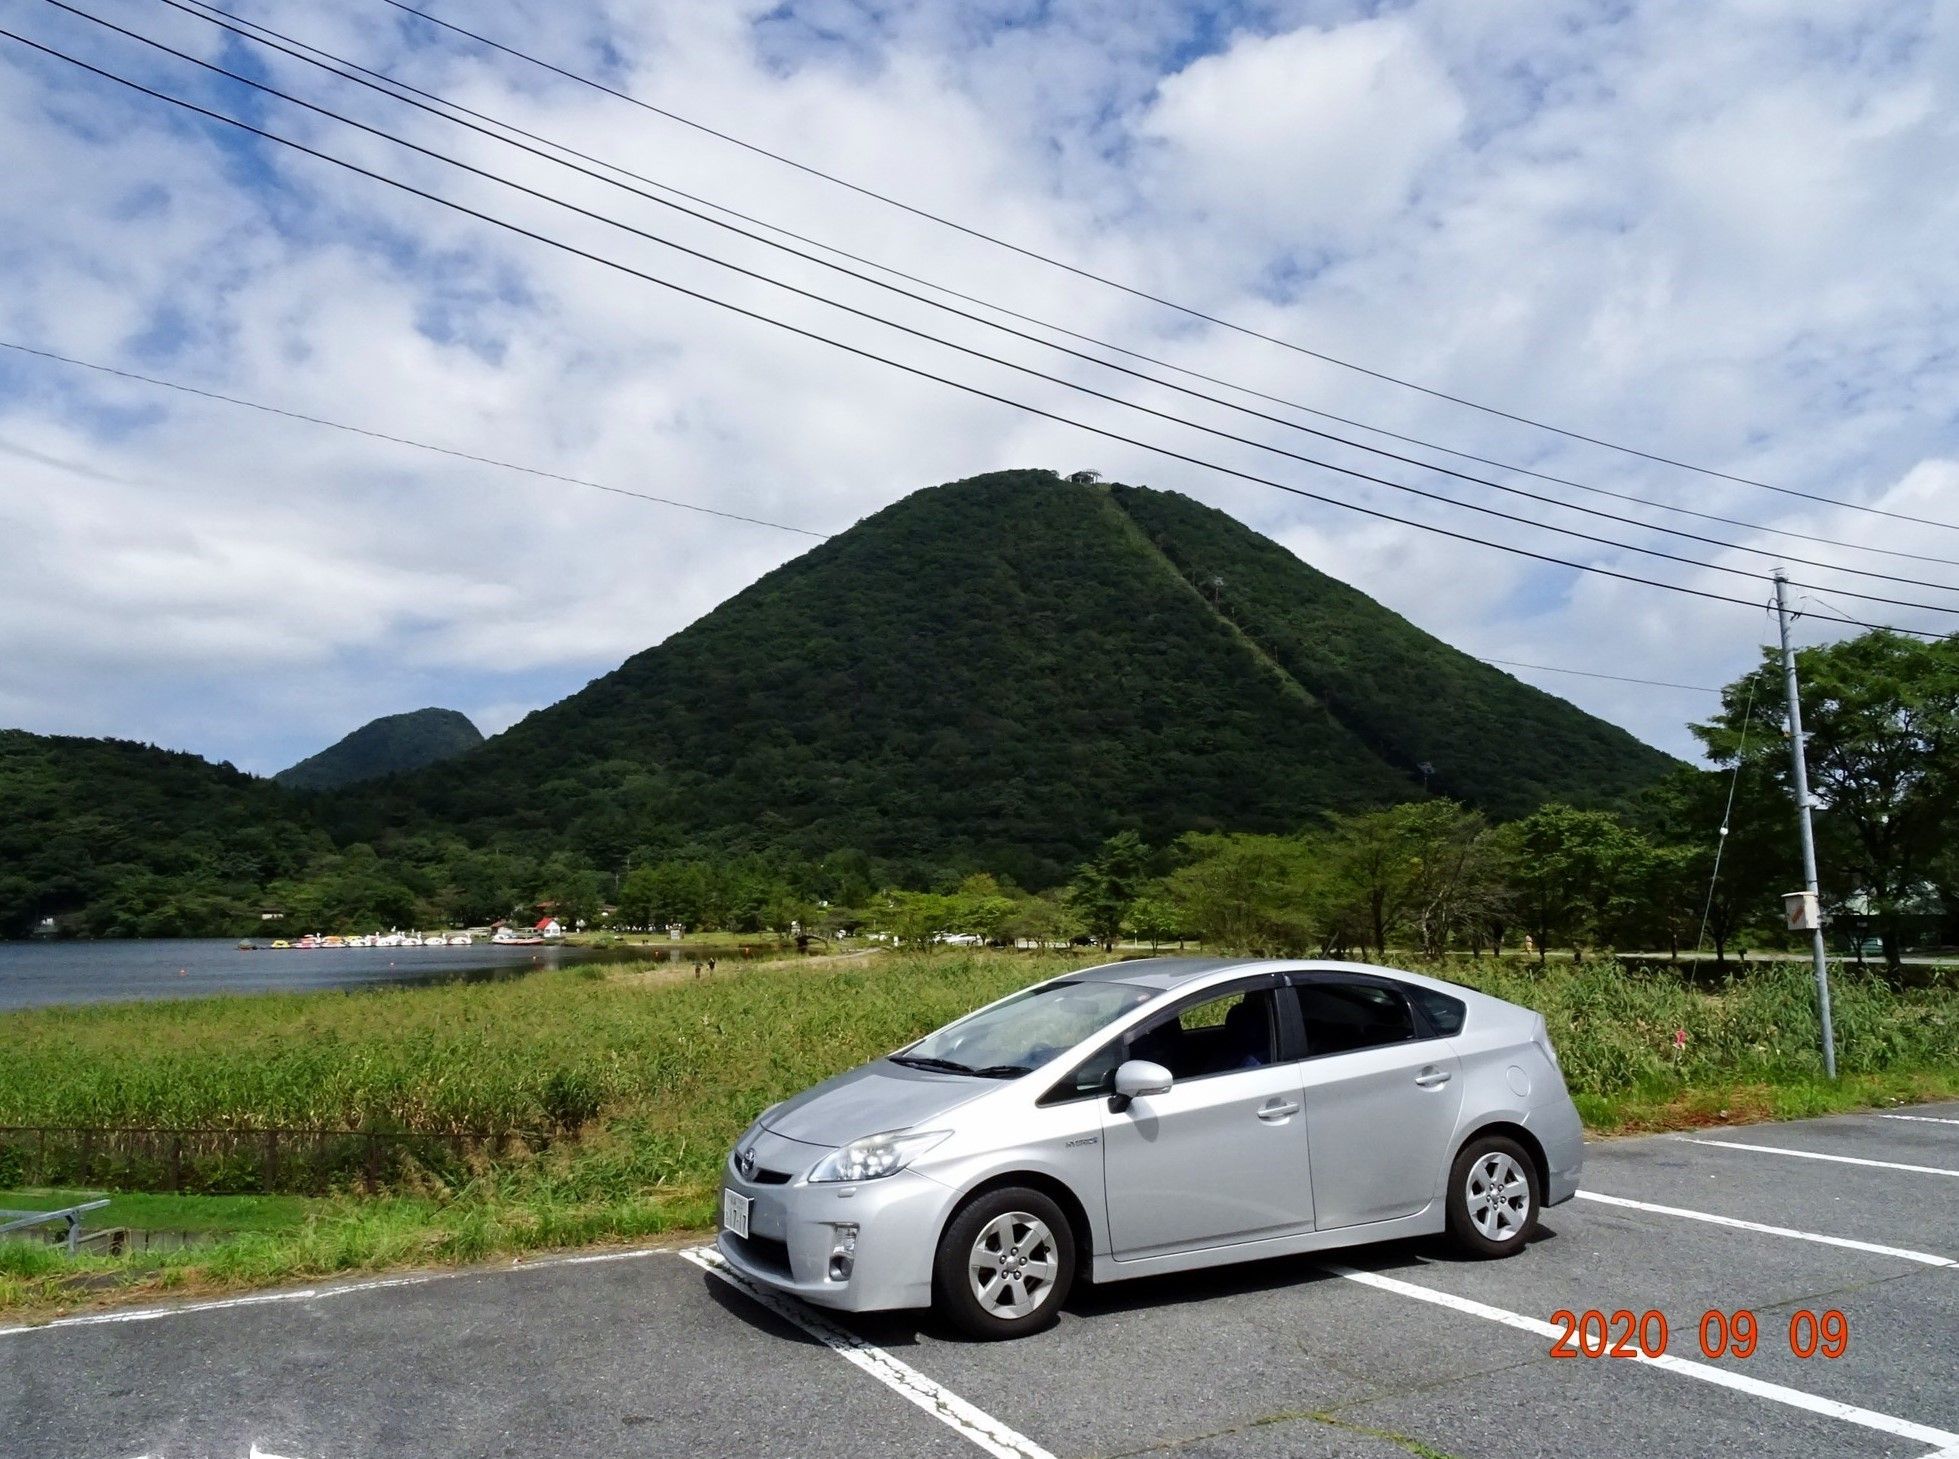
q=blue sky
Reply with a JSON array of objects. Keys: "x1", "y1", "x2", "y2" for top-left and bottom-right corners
[{"x1": 2, "y1": 0, "x2": 1956, "y2": 773}]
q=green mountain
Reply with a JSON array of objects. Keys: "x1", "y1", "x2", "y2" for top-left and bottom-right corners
[
  {"x1": 0, "y1": 730, "x2": 323, "y2": 937},
  {"x1": 1106, "y1": 483, "x2": 1665, "y2": 817},
  {"x1": 328, "y1": 470, "x2": 1675, "y2": 885},
  {"x1": 276, "y1": 708, "x2": 483, "y2": 791}
]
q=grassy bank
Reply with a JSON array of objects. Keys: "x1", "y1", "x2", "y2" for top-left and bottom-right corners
[{"x1": 2, "y1": 950, "x2": 1953, "y2": 1318}]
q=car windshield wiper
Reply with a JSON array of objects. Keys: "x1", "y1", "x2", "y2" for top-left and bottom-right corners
[
  {"x1": 972, "y1": 1064, "x2": 1033, "y2": 1079},
  {"x1": 888, "y1": 1055, "x2": 979, "y2": 1075}
]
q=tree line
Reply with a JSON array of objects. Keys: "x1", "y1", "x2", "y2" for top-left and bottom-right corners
[
  {"x1": 1053, "y1": 630, "x2": 1959, "y2": 968},
  {"x1": 6, "y1": 629, "x2": 1954, "y2": 959}
]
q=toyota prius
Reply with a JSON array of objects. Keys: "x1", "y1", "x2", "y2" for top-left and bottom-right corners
[{"x1": 718, "y1": 957, "x2": 1582, "y2": 1339}]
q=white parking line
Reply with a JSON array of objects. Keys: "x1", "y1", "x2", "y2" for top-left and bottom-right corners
[
  {"x1": 1324, "y1": 1263, "x2": 1959, "y2": 1453},
  {"x1": 1882, "y1": 1114, "x2": 1959, "y2": 1126},
  {"x1": 1685, "y1": 1138, "x2": 1959, "y2": 1178},
  {"x1": 0, "y1": 1277, "x2": 435, "y2": 1337},
  {"x1": 678, "y1": 1245, "x2": 1057, "y2": 1459},
  {"x1": 1574, "y1": 1190, "x2": 1955, "y2": 1267},
  {"x1": 0, "y1": 1246, "x2": 673, "y2": 1338}
]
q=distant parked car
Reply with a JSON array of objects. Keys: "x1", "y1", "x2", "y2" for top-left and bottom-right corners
[{"x1": 719, "y1": 957, "x2": 1582, "y2": 1339}]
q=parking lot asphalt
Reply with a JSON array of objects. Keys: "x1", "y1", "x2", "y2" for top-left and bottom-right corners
[{"x1": 4, "y1": 1101, "x2": 1956, "y2": 1459}]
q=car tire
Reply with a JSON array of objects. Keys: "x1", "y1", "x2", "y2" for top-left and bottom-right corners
[
  {"x1": 933, "y1": 1187, "x2": 1075, "y2": 1340},
  {"x1": 1445, "y1": 1134, "x2": 1541, "y2": 1258}
]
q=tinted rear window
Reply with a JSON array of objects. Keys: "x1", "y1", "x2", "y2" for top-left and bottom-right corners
[
  {"x1": 1408, "y1": 985, "x2": 1467, "y2": 1036},
  {"x1": 1294, "y1": 980, "x2": 1415, "y2": 1056}
]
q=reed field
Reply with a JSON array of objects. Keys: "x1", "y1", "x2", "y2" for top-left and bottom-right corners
[{"x1": 2, "y1": 949, "x2": 1954, "y2": 1316}]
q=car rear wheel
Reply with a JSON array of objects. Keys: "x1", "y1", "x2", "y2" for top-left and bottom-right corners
[
  {"x1": 1446, "y1": 1134, "x2": 1540, "y2": 1258},
  {"x1": 934, "y1": 1187, "x2": 1074, "y2": 1340}
]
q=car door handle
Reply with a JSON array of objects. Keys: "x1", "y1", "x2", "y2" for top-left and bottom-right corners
[
  {"x1": 1414, "y1": 1068, "x2": 1451, "y2": 1088},
  {"x1": 1257, "y1": 1100, "x2": 1300, "y2": 1121}
]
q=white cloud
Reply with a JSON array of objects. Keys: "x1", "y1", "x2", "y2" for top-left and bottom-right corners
[
  {"x1": 1138, "y1": 16, "x2": 1465, "y2": 256},
  {"x1": 2, "y1": 0, "x2": 1956, "y2": 775}
]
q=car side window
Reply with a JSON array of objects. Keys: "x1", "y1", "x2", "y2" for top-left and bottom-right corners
[
  {"x1": 1293, "y1": 980, "x2": 1416, "y2": 1057},
  {"x1": 1126, "y1": 987, "x2": 1278, "y2": 1081},
  {"x1": 1407, "y1": 985, "x2": 1466, "y2": 1036},
  {"x1": 1044, "y1": 1039, "x2": 1123, "y2": 1104}
]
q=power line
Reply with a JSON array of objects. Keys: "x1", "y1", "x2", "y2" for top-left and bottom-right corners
[
  {"x1": 0, "y1": 339, "x2": 831, "y2": 538},
  {"x1": 9, "y1": 334, "x2": 1758, "y2": 701},
  {"x1": 1695, "y1": 661, "x2": 1763, "y2": 954},
  {"x1": 150, "y1": 0, "x2": 1959, "y2": 575},
  {"x1": 32, "y1": 5, "x2": 1959, "y2": 619},
  {"x1": 142, "y1": 0, "x2": 1959, "y2": 594},
  {"x1": 378, "y1": 0, "x2": 1959, "y2": 535},
  {"x1": 1479, "y1": 659, "x2": 1722, "y2": 695},
  {"x1": 5, "y1": 27, "x2": 1944, "y2": 642}
]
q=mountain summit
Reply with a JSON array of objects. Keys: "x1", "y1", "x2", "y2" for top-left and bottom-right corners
[
  {"x1": 276, "y1": 708, "x2": 483, "y2": 791},
  {"x1": 348, "y1": 471, "x2": 1673, "y2": 883}
]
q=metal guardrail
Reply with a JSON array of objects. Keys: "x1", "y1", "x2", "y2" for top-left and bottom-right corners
[{"x1": 0, "y1": 1198, "x2": 110, "y2": 1255}]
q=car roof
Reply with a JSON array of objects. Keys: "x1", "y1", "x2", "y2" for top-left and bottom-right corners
[
  {"x1": 1070, "y1": 956, "x2": 1253, "y2": 990},
  {"x1": 1073, "y1": 955, "x2": 1503, "y2": 1005}
]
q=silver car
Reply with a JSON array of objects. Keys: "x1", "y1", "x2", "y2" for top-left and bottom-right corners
[{"x1": 718, "y1": 957, "x2": 1582, "y2": 1339}]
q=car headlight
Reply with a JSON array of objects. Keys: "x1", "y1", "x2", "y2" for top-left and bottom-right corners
[{"x1": 808, "y1": 1129, "x2": 950, "y2": 1183}]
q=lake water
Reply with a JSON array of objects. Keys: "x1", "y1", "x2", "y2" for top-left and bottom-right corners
[{"x1": 0, "y1": 938, "x2": 616, "y2": 1011}]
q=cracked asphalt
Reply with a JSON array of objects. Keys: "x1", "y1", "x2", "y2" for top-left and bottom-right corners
[{"x1": 3, "y1": 1102, "x2": 1956, "y2": 1459}]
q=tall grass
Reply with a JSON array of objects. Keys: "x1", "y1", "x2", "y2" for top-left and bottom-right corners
[
  {"x1": 1438, "y1": 955, "x2": 1956, "y2": 1126},
  {"x1": 3, "y1": 951, "x2": 1952, "y2": 1155},
  {"x1": 2, "y1": 950, "x2": 1952, "y2": 1316},
  {"x1": 0, "y1": 953, "x2": 1085, "y2": 1178}
]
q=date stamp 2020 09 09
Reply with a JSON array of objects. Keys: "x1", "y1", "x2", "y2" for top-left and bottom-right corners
[{"x1": 1548, "y1": 1307, "x2": 1848, "y2": 1361}]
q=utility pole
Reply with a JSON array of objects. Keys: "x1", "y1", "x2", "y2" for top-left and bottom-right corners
[{"x1": 1772, "y1": 568, "x2": 1837, "y2": 1079}]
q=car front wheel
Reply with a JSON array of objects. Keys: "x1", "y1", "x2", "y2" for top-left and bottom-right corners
[
  {"x1": 1446, "y1": 1134, "x2": 1541, "y2": 1258},
  {"x1": 933, "y1": 1187, "x2": 1075, "y2": 1340}
]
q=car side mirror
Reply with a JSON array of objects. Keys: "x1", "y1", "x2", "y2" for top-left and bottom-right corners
[{"x1": 1110, "y1": 1059, "x2": 1173, "y2": 1112}]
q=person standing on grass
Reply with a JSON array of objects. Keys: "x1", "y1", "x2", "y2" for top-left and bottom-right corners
[
  {"x1": 693, "y1": 957, "x2": 702, "y2": 978},
  {"x1": 707, "y1": 957, "x2": 717, "y2": 974}
]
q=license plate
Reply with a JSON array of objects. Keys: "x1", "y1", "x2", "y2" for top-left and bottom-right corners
[{"x1": 722, "y1": 1188, "x2": 751, "y2": 1240}]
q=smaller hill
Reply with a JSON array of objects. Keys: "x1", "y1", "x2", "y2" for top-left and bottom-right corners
[
  {"x1": 0, "y1": 728, "x2": 314, "y2": 938},
  {"x1": 276, "y1": 708, "x2": 483, "y2": 791}
]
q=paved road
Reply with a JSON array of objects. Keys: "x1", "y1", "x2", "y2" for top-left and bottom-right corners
[{"x1": 5, "y1": 1103, "x2": 1956, "y2": 1459}]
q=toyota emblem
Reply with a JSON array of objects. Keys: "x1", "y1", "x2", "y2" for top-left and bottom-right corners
[{"x1": 736, "y1": 1146, "x2": 757, "y2": 1178}]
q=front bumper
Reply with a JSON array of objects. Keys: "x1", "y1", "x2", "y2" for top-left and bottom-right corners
[{"x1": 717, "y1": 1136, "x2": 952, "y2": 1313}]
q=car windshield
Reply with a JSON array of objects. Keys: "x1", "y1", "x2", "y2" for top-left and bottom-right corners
[{"x1": 894, "y1": 979, "x2": 1156, "y2": 1077}]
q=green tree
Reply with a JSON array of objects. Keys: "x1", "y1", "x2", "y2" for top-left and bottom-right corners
[
  {"x1": 1508, "y1": 805, "x2": 1642, "y2": 960},
  {"x1": 1161, "y1": 833, "x2": 1318, "y2": 955},
  {"x1": 1069, "y1": 832, "x2": 1151, "y2": 951},
  {"x1": 874, "y1": 890, "x2": 957, "y2": 949},
  {"x1": 1697, "y1": 631, "x2": 1959, "y2": 969},
  {"x1": 615, "y1": 865, "x2": 663, "y2": 931},
  {"x1": 1320, "y1": 809, "x2": 1414, "y2": 957},
  {"x1": 1640, "y1": 767, "x2": 1791, "y2": 967},
  {"x1": 1390, "y1": 802, "x2": 1511, "y2": 959},
  {"x1": 946, "y1": 874, "x2": 1020, "y2": 945},
  {"x1": 1126, "y1": 892, "x2": 1180, "y2": 950},
  {"x1": 1006, "y1": 890, "x2": 1083, "y2": 949}
]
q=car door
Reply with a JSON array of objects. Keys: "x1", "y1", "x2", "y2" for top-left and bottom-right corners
[
  {"x1": 1098, "y1": 979, "x2": 1315, "y2": 1260},
  {"x1": 1289, "y1": 974, "x2": 1462, "y2": 1230}
]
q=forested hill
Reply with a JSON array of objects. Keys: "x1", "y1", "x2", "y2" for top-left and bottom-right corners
[
  {"x1": 0, "y1": 730, "x2": 324, "y2": 936},
  {"x1": 326, "y1": 470, "x2": 1675, "y2": 885},
  {"x1": 275, "y1": 708, "x2": 484, "y2": 791},
  {"x1": 1108, "y1": 484, "x2": 1673, "y2": 817}
]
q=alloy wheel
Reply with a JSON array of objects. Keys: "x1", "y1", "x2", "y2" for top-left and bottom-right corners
[
  {"x1": 1465, "y1": 1150, "x2": 1532, "y2": 1242},
  {"x1": 968, "y1": 1210, "x2": 1059, "y2": 1319}
]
